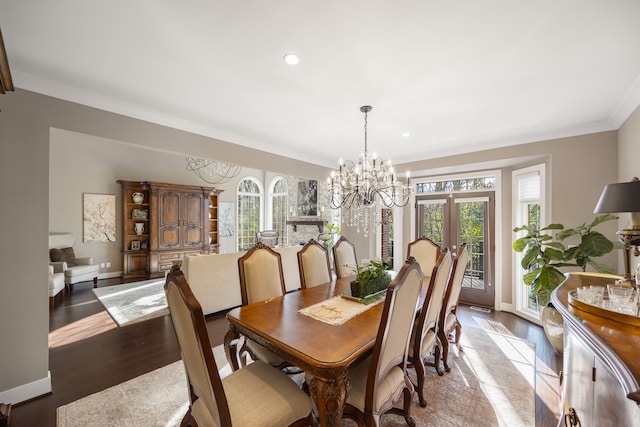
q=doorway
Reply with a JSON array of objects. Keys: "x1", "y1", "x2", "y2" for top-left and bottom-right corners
[{"x1": 416, "y1": 191, "x2": 495, "y2": 308}]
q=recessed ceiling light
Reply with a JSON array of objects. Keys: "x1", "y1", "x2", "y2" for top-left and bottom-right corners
[
  {"x1": 402, "y1": 132, "x2": 411, "y2": 138},
  {"x1": 283, "y1": 53, "x2": 299, "y2": 65}
]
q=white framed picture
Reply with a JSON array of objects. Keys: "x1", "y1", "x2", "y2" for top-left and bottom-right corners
[{"x1": 83, "y1": 193, "x2": 116, "y2": 242}]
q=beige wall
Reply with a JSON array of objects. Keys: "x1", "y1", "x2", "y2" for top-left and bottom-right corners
[
  {"x1": 398, "y1": 131, "x2": 618, "y2": 307},
  {"x1": 0, "y1": 89, "x2": 329, "y2": 402},
  {"x1": 618, "y1": 105, "x2": 640, "y2": 275}
]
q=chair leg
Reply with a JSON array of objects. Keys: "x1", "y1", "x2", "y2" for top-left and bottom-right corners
[
  {"x1": 413, "y1": 357, "x2": 427, "y2": 407},
  {"x1": 431, "y1": 340, "x2": 443, "y2": 376},
  {"x1": 454, "y1": 322, "x2": 463, "y2": 351},
  {"x1": 68, "y1": 283, "x2": 74, "y2": 293},
  {"x1": 438, "y1": 329, "x2": 452, "y2": 373},
  {"x1": 93, "y1": 277, "x2": 98, "y2": 288}
]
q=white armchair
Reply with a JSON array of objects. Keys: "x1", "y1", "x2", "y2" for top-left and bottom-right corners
[
  {"x1": 48, "y1": 264, "x2": 65, "y2": 308},
  {"x1": 49, "y1": 233, "x2": 100, "y2": 292}
]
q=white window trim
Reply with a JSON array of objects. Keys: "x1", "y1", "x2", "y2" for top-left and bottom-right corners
[
  {"x1": 512, "y1": 163, "x2": 547, "y2": 324},
  {"x1": 237, "y1": 176, "x2": 264, "y2": 251}
]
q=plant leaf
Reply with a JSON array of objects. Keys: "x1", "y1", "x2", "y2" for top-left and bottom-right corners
[{"x1": 580, "y1": 232, "x2": 614, "y2": 257}]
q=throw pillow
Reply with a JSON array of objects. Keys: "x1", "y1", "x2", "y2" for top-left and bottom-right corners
[{"x1": 50, "y1": 247, "x2": 78, "y2": 267}]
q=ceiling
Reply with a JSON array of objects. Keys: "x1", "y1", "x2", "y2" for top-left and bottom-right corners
[{"x1": 2, "y1": 1, "x2": 640, "y2": 169}]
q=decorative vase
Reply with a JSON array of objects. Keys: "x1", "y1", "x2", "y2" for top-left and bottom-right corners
[
  {"x1": 541, "y1": 304, "x2": 564, "y2": 354},
  {"x1": 132, "y1": 192, "x2": 144, "y2": 204},
  {"x1": 134, "y1": 222, "x2": 144, "y2": 235}
]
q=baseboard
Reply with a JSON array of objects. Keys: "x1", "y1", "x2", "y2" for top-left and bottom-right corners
[
  {"x1": 0, "y1": 371, "x2": 51, "y2": 404},
  {"x1": 99, "y1": 271, "x2": 123, "y2": 280}
]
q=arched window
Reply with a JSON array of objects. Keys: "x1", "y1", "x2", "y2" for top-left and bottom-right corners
[
  {"x1": 237, "y1": 177, "x2": 263, "y2": 251},
  {"x1": 268, "y1": 177, "x2": 289, "y2": 247}
]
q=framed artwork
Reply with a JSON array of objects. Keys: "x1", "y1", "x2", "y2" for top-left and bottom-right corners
[
  {"x1": 219, "y1": 202, "x2": 235, "y2": 237},
  {"x1": 297, "y1": 179, "x2": 318, "y2": 217},
  {"x1": 131, "y1": 240, "x2": 140, "y2": 250},
  {"x1": 83, "y1": 193, "x2": 116, "y2": 242}
]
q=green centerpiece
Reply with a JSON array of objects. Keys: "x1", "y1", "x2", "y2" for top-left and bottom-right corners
[{"x1": 350, "y1": 259, "x2": 392, "y2": 298}]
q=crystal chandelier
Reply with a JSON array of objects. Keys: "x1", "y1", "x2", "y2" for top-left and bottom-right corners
[
  {"x1": 327, "y1": 106, "x2": 413, "y2": 236},
  {"x1": 185, "y1": 156, "x2": 242, "y2": 185}
]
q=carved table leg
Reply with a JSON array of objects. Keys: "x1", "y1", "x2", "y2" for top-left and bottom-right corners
[
  {"x1": 223, "y1": 324, "x2": 240, "y2": 372},
  {"x1": 308, "y1": 373, "x2": 350, "y2": 427}
]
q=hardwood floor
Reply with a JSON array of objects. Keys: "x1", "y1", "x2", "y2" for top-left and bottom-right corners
[{"x1": 9, "y1": 278, "x2": 561, "y2": 426}]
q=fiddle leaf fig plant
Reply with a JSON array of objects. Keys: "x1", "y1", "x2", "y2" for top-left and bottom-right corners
[{"x1": 513, "y1": 214, "x2": 620, "y2": 306}]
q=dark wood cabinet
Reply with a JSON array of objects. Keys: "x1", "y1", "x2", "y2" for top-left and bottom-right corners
[
  {"x1": 118, "y1": 180, "x2": 222, "y2": 279},
  {"x1": 552, "y1": 273, "x2": 640, "y2": 426}
]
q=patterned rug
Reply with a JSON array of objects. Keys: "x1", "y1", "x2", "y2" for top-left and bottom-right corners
[
  {"x1": 56, "y1": 325, "x2": 535, "y2": 426},
  {"x1": 92, "y1": 279, "x2": 168, "y2": 327}
]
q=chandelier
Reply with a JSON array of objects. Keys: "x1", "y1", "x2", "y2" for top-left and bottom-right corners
[
  {"x1": 327, "y1": 105, "x2": 413, "y2": 236},
  {"x1": 185, "y1": 156, "x2": 242, "y2": 185}
]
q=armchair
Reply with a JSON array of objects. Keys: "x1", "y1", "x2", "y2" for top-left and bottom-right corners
[
  {"x1": 49, "y1": 233, "x2": 99, "y2": 292},
  {"x1": 48, "y1": 264, "x2": 65, "y2": 308}
]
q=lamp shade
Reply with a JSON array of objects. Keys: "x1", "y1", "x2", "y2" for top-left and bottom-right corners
[{"x1": 593, "y1": 177, "x2": 640, "y2": 214}]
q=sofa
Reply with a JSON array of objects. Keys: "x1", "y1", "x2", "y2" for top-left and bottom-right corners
[
  {"x1": 181, "y1": 245, "x2": 303, "y2": 316},
  {"x1": 49, "y1": 233, "x2": 100, "y2": 292}
]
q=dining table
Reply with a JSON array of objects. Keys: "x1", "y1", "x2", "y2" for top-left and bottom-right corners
[{"x1": 224, "y1": 273, "x2": 429, "y2": 427}]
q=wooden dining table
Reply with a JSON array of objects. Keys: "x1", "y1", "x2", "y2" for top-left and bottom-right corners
[{"x1": 224, "y1": 274, "x2": 429, "y2": 427}]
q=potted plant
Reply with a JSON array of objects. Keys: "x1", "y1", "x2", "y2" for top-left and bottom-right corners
[
  {"x1": 513, "y1": 213, "x2": 620, "y2": 353},
  {"x1": 349, "y1": 259, "x2": 392, "y2": 299},
  {"x1": 513, "y1": 213, "x2": 620, "y2": 307}
]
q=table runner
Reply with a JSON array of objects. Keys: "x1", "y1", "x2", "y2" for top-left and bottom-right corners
[{"x1": 299, "y1": 294, "x2": 384, "y2": 326}]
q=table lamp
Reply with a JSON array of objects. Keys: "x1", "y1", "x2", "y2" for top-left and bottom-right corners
[{"x1": 593, "y1": 177, "x2": 640, "y2": 284}]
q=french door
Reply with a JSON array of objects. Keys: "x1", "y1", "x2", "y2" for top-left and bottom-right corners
[{"x1": 416, "y1": 191, "x2": 495, "y2": 308}]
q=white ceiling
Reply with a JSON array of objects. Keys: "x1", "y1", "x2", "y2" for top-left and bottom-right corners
[{"x1": 2, "y1": 1, "x2": 640, "y2": 169}]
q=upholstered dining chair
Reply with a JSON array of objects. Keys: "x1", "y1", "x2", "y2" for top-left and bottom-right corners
[
  {"x1": 408, "y1": 249, "x2": 452, "y2": 407},
  {"x1": 332, "y1": 236, "x2": 358, "y2": 279},
  {"x1": 438, "y1": 244, "x2": 469, "y2": 373},
  {"x1": 256, "y1": 230, "x2": 279, "y2": 248},
  {"x1": 164, "y1": 266, "x2": 313, "y2": 427},
  {"x1": 297, "y1": 238, "x2": 332, "y2": 289},
  {"x1": 236, "y1": 242, "x2": 290, "y2": 370},
  {"x1": 339, "y1": 257, "x2": 424, "y2": 427},
  {"x1": 407, "y1": 236, "x2": 441, "y2": 279}
]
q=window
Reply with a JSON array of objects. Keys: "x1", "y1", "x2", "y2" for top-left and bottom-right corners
[
  {"x1": 237, "y1": 177, "x2": 263, "y2": 251},
  {"x1": 513, "y1": 164, "x2": 545, "y2": 320},
  {"x1": 268, "y1": 177, "x2": 288, "y2": 247}
]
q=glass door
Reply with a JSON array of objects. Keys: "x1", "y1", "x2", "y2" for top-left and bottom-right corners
[{"x1": 416, "y1": 191, "x2": 495, "y2": 308}]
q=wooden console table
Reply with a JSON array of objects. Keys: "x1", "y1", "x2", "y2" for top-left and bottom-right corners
[{"x1": 552, "y1": 272, "x2": 640, "y2": 426}]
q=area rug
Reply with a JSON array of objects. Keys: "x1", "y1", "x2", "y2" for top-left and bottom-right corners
[
  {"x1": 56, "y1": 326, "x2": 535, "y2": 426},
  {"x1": 92, "y1": 279, "x2": 168, "y2": 327}
]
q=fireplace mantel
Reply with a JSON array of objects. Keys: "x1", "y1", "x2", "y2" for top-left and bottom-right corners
[{"x1": 286, "y1": 220, "x2": 327, "y2": 232}]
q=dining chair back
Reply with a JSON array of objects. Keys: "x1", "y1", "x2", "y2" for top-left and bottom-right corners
[
  {"x1": 164, "y1": 266, "x2": 313, "y2": 427},
  {"x1": 407, "y1": 236, "x2": 441, "y2": 278},
  {"x1": 237, "y1": 242, "x2": 290, "y2": 369},
  {"x1": 438, "y1": 243, "x2": 469, "y2": 372},
  {"x1": 342, "y1": 257, "x2": 424, "y2": 426},
  {"x1": 408, "y1": 248, "x2": 452, "y2": 407},
  {"x1": 332, "y1": 236, "x2": 358, "y2": 278},
  {"x1": 238, "y1": 242, "x2": 286, "y2": 305},
  {"x1": 298, "y1": 238, "x2": 332, "y2": 289}
]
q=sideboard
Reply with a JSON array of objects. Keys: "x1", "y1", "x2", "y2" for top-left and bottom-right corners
[{"x1": 552, "y1": 272, "x2": 640, "y2": 426}]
